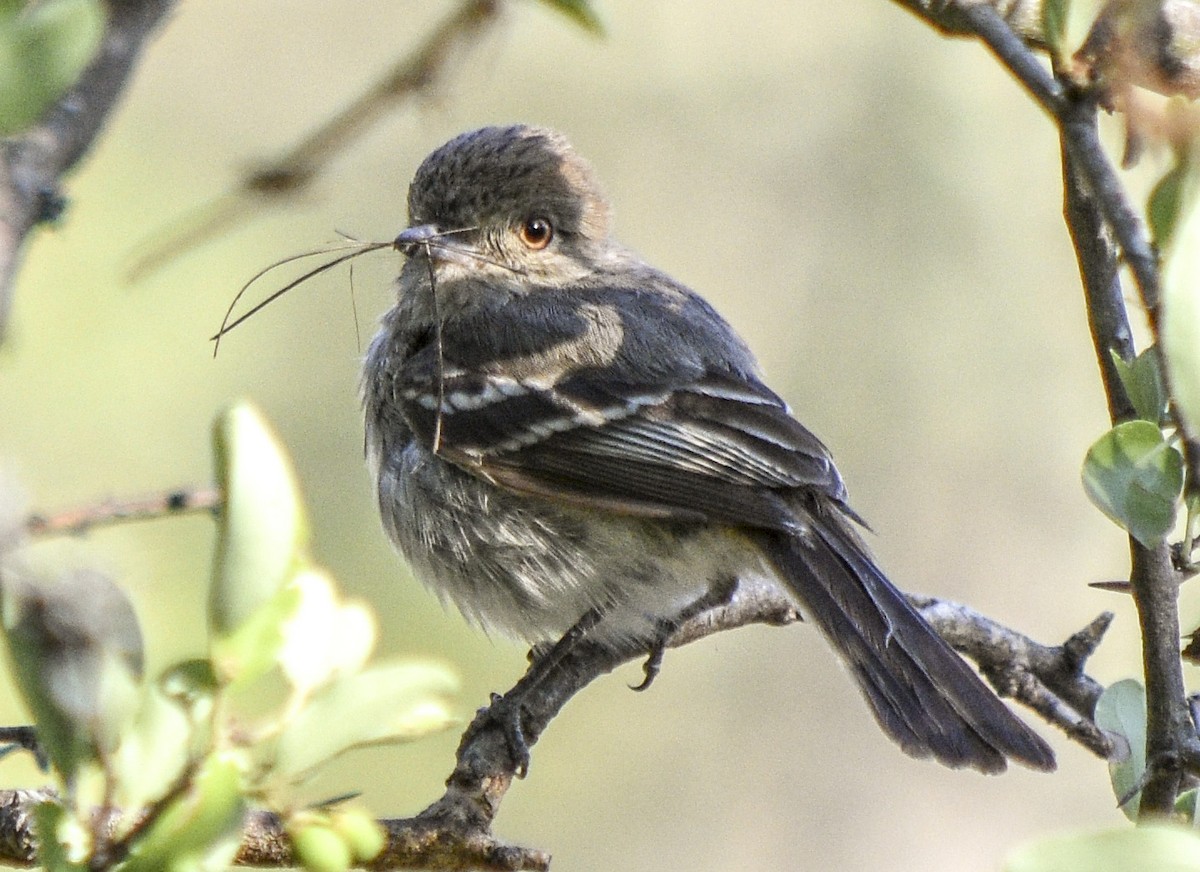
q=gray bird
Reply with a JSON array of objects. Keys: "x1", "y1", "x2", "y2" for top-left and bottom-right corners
[{"x1": 363, "y1": 124, "x2": 1055, "y2": 774}]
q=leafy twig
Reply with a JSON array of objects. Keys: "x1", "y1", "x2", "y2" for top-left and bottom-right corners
[
  {"x1": 0, "y1": 0, "x2": 175, "y2": 341},
  {"x1": 0, "y1": 584, "x2": 1111, "y2": 868},
  {"x1": 891, "y1": 0, "x2": 1199, "y2": 817}
]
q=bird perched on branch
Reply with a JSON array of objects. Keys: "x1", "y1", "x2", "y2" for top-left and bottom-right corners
[{"x1": 362, "y1": 123, "x2": 1055, "y2": 775}]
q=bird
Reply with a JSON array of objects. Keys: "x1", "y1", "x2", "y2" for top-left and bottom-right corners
[{"x1": 361, "y1": 123, "x2": 1055, "y2": 774}]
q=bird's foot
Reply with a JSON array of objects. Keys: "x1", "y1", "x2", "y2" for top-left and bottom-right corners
[{"x1": 629, "y1": 577, "x2": 739, "y2": 693}]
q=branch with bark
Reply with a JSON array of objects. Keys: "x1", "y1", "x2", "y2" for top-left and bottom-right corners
[
  {"x1": 893, "y1": 0, "x2": 1200, "y2": 818},
  {"x1": 0, "y1": 574, "x2": 1113, "y2": 869}
]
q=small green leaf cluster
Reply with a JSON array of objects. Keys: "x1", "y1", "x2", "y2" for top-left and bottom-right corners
[
  {"x1": 288, "y1": 807, "x2": 387, "y2": 872},
  {"x1": 1083, "y1": 113, "x2": 1200, "y2": 556},
  {"x1": 1082, "y1": 347, "x2": 1182, "y2": 548},
  {"x1": 0, "y1": 402, "x2": 457, "y2": 871},
  {"x1": 0, "y1": 0, "x2": 103, "y2": 134}
]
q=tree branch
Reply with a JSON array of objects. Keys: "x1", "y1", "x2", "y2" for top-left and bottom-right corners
[
  {"x1": 894, "y1": 0, "x2": 1200, "y2": 817},
  {"x1": 23, "y1": 485, "x2": 222, "y2": 538},
  {"x1": 1061, "y1": 119, "x2": 1196, "y2": 815},
  {"x1": 0, "y1": 787, "x2": 46, "y2": 867},
  {"x1": 911, "y1": 596, "x2": 1114, "y2": 758},
  {"x1": 888, "y1": 0, "x2": 1050, "y2": 49},
  {"x1": 1059, "y1": 112, "x2": 1199, "y2": 813},
  {"x1": 0, "y1": 583, "x2": 1111, "y2": 868},
  {"x1": 1128, "y1": 541, "x2": 1195, "y2": 813},
  {"x1": 1061, "y1": 134, "x2": 1136, "y2": 422},
  {"x1": 894, "y1": 2, "x2": 1165, "y2": 318},
  {"x1": 0, "y1": 0, "x2": 175, "y2": 341}
]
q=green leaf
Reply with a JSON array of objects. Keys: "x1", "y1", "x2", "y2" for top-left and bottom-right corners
[
  {"x1": 276, "y1": 568, "x2": 376, "y2": 698},
  {"x1": 110, "y1": 684, "x2": 193, "y2": 815},
  {"x1": 290, "y1": 821, "x2": 352, "y2": 872},
  {"x1": 210, "y1": 579, "x2": 302, "y2": 688},
  {"x1": 1041, "y1": 0, "x2": 1070, "y2": 56},
  {"x1": 1110, "y1": 346, "x2": 1168, "y2": 424},
  {"x1": 33, "y1": 801, "x2": 86, "y2": 872},
  {"x1": 1082, "y1": 420, "x2": 1183, "y2": 547},
  {"x1": 1095, "y1": 679, "x2": 1147, "y2": 820},
  {"x1": 329, "y1": 808, "x2": 386, "y2": 863},
  {"x1": 1160, "y1": 143, "x2": 1200, "y2": 442},
  {"x1": 1004, "y1": 825, "x2": 1200, "y2": 872},
  {"x1": 272, "y1": 661, "x2": 457, "y2": 782},
  {"x1": 1177, "y1": 788, "x2": 1199, "y2": 825},
  {"x1": 210, "y1": 402, "x2": 310, "y2": 639},
  {"x1": 535, "y1": 0, "x2": 603, "y2": 34},
  {"x1": 1150, "y1": 159, "x2": 1189, "y2": 250},
  {"x1": 159, "y1": 659, "x2": 220, "y2": 703},
  {"x1": 120, "y1": 751, "x2": 247, "y2": 872},
  {"x1": 0, "y1": 0, "x2": 104, "y2": 134}
]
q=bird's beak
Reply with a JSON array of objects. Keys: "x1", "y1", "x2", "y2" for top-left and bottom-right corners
[
  {"x1": 394, "y1": 223, "x2": 483, "y2": 270},
  {"x1": 393, "y1": 224, "x2": 441, "y2": 253}
]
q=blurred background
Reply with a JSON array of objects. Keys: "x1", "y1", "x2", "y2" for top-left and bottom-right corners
[{"x1": 0, "y1": 0, "x2": 1179, "y2": 868}]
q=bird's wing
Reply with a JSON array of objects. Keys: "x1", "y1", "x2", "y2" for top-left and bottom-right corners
[
  {"x1": 395, "y1": 289, "x2": 846, "y2": 530},
  {"x1": 483, "y1": 374, "x2": 842, "y2": 530}
]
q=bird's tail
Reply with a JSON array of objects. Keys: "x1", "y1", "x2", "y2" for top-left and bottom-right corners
[{"x1": 756, "y1": 510, "x2": 1055, "y2": 773}]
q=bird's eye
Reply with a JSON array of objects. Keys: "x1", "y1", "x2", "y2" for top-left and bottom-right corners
[{"x1": 518, "y1": 216, "x2": 553, "y2": 250}]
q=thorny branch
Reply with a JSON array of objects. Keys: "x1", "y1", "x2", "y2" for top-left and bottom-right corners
[
  {"x1": 892, "y1": 0, "x2": 1200, "y2": 818},
  {"x1": 1060, "y1": 119, "x2": 1195, "y2": 814},
  {"x1": 0, "y1": 579, "x2": 1112, "y2": 869},
  {"x1": 912, "y1": 596, "x2": 1113, "y2": 758}
]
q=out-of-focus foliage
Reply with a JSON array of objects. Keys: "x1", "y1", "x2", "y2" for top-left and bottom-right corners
[
  {"x1": 0, "y1": 0, "x2": 103, "y2": 134},
  {"x1": 1005, "y1": 824, "x2": 1200, "y2": 872},
  {"x1": 0, "y1": 404, "x2": 456, "y2": 870}
]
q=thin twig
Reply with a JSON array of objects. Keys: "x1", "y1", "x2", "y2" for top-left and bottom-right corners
[
  {"x1": 888, "y1": 0, "x2": 1051, "y2": 49},
  {"x1": 93, "y1": 759, "x2": 203, "y2": 869},
  {"x1": 124, "y1": 0, "x2": 506, "y2": 283},
  {"x1": 0, "y1": 586, "x2": 1111, "y2": 868},
  {"x1": 25, "y1": 486, "x2": 222, "y2": 538},
  {"x1": 0, "y1": 727, "x2": 46, "y2": 771},
  {"x1": 956, "y1": 2, "x2": 1067, "y2": 111},
  {"x1": 1061, "y1": 135, "x2": 1137, "y2": 422}
]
